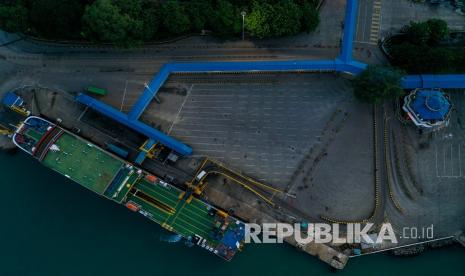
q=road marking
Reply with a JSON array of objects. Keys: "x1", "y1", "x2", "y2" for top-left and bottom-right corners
[
  {"x1": 189, "y1": 142, "x2": 224, "y2": 147},
  {"x1": 77, "y1": 106, "x2": 89, "y2": 122},
  {"x1": 190, "y1": 155, "x2": 225, "y2": 159},
  {"x1": 357, "y1": 0, "x2": 369, "y2": 42},
  {"x1": 183, "y1": 106, "x2": 234, "y2": 109},
  {"x1": 451, "y1": 143, "x2": 453, "y2": 176},
  {"x1": 434, "y1": 145, "x2": 439, "y2": 177},
  {"x1": 173, "y1": 129, "x2": 228, "y2": 134},
  {"x1": 459, "y1": 143, "x2": 462, "y2": 176},
  {"x1": 168, "y1": 84, "x2": 193, "y2": 135},
  {"x1": 443, "y1": 144, "x2": 446, "y2": 175},
  {"x1": 436, "y1": 143, "x2": 464, "y2": 178},
  {"x1": 353, "y1": 40, "x2": 376, "y2": 45},
  {"x1": 191, "y1": 149, "x2": 226, "y2": 153},
  {"x1": 180, "y1": 111, "x2": 233, "y2": 115},
  {"x1": 120, "y1": 79, "x2": 128, "y2": 111},
  {"x1": 369, "y1": 0, "x2": 382, "y2": 44}
]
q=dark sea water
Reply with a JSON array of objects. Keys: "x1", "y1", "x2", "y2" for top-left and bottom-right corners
[{"x1": 1, "y1": 150, "x2": 464, "y2": 276}]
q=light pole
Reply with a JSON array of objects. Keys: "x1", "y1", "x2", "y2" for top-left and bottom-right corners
[{"x1": 241, "y1": 11, "x2": 246, "y2": 41}]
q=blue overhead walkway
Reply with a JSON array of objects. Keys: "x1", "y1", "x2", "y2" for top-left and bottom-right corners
[
  {"x1": 127, "y1": 59, "x2": 367, "y2": 120},
  {"x1": 402, "y1": 75, "x2": 465, "y2": 89},
  {"x1": 76, "y1": 94, "x2": 193, "y2": 156},
  {"x1": 339, "y1": 0, "x2": 359, "y2": 63},
  {"x1": 76, "y1": 0, "x2": 465, "y2": 156}
]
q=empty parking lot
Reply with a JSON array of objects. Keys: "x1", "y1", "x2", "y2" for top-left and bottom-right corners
[{"x1": 140, "y1": 74, "x2": 364, "y2": 188}]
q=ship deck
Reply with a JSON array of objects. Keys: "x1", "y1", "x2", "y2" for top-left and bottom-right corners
[
  {"x1": 42, "y1": 133, "x2": 124, "y2": 194},
  {"x1": 128, "y1": 178, "x2": 220, "y2": 243},
  {"x1": 14, "y1": 116, "x2": 244, "y2": 260}
]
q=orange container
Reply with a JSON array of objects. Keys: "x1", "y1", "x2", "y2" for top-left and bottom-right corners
[
  {"x1": 145, "y1": 174, "x2": 157, "y2": 183},
  {"x1": 125, "y1": 202, "x2": 140, "y2": 212}
]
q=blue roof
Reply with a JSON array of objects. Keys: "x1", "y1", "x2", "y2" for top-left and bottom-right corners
[
  {"x1": 2, "y1": 92, "x2": 22, "y2": 107},
  {"x1": 410, "y1": 89, "x2": 451, "y2": 120}
]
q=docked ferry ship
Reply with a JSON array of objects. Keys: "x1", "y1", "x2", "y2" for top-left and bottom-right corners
[{"x1": 12, "y1": 116, "x2": 245, "y2": 261}]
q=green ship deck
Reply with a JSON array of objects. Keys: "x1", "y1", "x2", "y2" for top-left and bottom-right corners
[
  {"x1": 128, "y1": 178, "x2": 224, "y2": 243},
  {"x1": 42, "y1": 133, "x2": 123, "y2": 194}
]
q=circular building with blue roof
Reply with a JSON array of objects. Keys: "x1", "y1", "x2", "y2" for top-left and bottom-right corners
[{"x1": 402, "y1": 88, "x2": 452, "y2": 131}]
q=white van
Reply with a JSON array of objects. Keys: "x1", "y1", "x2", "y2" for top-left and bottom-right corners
[{"x1": 195, "y1": 170, "x2": 207, "y2": 182}]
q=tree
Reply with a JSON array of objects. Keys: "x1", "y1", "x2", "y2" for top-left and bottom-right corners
[
  {"x1": 108, "y1": 0, "x2": 143, "y2": 42},
  {"x1": 246, "y1": 1, "x2": 274, "y2": 38},
  {"x1": 457, "y1": 49, "x2": 465, "y2": 72},
  {"x1": 139, "y1": 3, "x2": 160, "y2": 41},
  {"x1": 82, "y1": 0, "x2": 131, "y2": 43},
  {"x1": 246, "y1": 0, "x2": 319, "y2": 39},
  {"x1": 424, "y1": 47, "x2": 453, "y2": 73},
  {"x1": 211, "y1": 0, "x2": 241, "y2": 36},
  {"x1": 300, "y1": 2, "x2": 320, "y2": 33},
  {"x1": 29, "y1": 0, "x2": 85, "y2": 39},
  {"x1": 186, "y1": 0, "x2": 213, "y2": 32},
  {"x1": 0, "y1": 1, "x2": 28, "y2": 33},
  {"x1": 388, "y1": 18, "x2": 459, "y2": 74},
  {"x1": 114, "y1": 0, "x2": 142, "y2": 17},
  {"x1": 403, "y1": 19, "x2": 449, "y2": 46},
  {"x1": 403, "y1": 21, "x2": 430, "y2": 45},
  {"x1": 426, "y1": 18, "x2": 448, "y2": 45},
  {"x1": 389, "y1": 42, "x2": 428, "y2": 74},
  {"x1": 271, "y1": 0, "x2": 301, "y2": 37},
  {"x1": 162, "y1": 1, "x2": 190, "y2": 35},
  {"x1": 352, "y1": 66, "x2": 405, "y2": 103}
]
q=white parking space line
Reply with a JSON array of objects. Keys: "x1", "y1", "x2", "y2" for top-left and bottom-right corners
[
  {"x1": 180, "y1": 111, "x2": 233, "y2": 115},
  {"x1": 120, "y1": 80, "x2": 128, "y2": 112},
  {"x1": 183, "y1": 106, "x2": 234, "y2": 109},
  {"x1": 168, "y1": 84, "x2": 193, "y2": 135},
  {"x1": 173, "y1": 129, "x2": 228, "y2": 134},
  {"x1": 192, "y1": 149, "x2": 226, "y2": 153},
  {"x1": 188, "y1": 142, "x2": 224, "y2": 146},
  {"x1": 459, "y1": 143, "x2": 462, "y2": 176},
  {"x1": 444, "y1": 145, "x2": 447, "y2": 175},
  {"x1": 451, "y1": 143, "x2": 453, "y2": 176},
  {"x1": 436, "y1": 144, "x2": 439, "y2": 177},
  {"x1": 436, "y1": 143, "x2": 464, "y2": 178}
]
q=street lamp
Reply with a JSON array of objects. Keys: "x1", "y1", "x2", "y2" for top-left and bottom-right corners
[{"x1": 241, "y1": 11, "x2": 246, "y2": 41}]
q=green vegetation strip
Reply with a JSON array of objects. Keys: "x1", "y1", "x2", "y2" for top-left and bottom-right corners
[{"x1": 0, "y1": 0, "x2": 320, "y2": 45}]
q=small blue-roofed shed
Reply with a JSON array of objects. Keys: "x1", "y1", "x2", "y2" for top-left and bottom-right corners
[
  {"x1": 2, "y1": 92, "x2": 23, "y2": 108},
  {"x1": 402, "y1": 88, "x2": 452, "y2": 131},
  {"x1": 410, "y1": 89, "x2": 451, "y2": 121}
]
